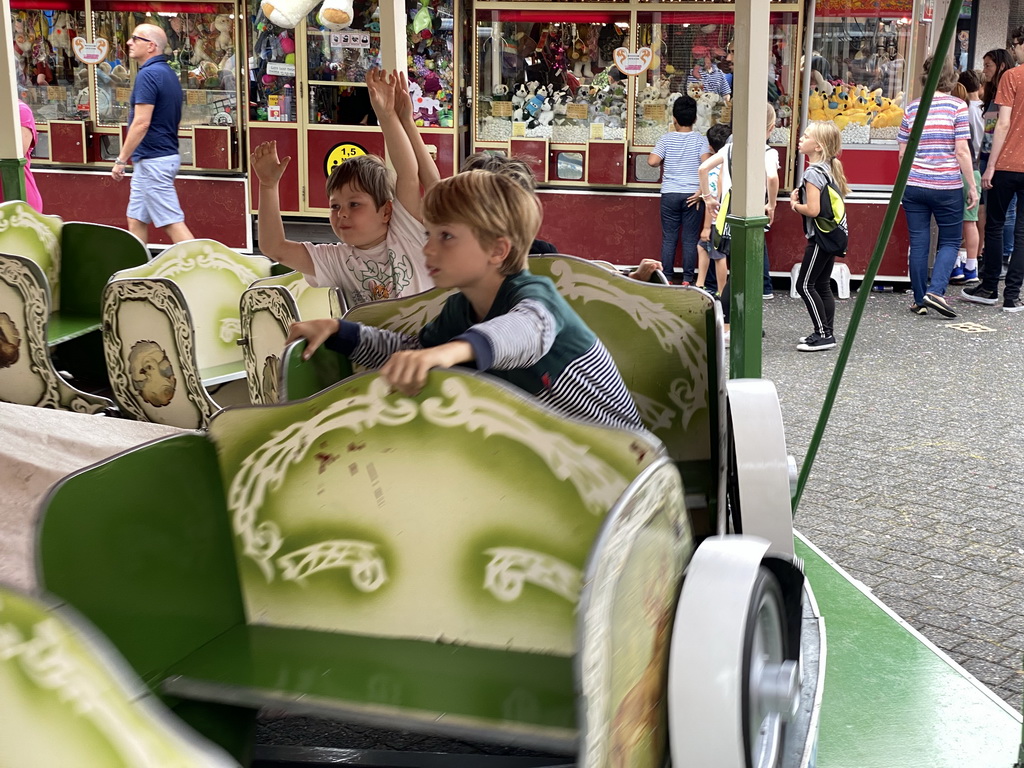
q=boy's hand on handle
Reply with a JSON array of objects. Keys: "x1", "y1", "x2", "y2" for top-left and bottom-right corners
[
  {"x1": 393, "y1": 70, "x2": 414, "y2": 122},
  {"x1": 286, "y1": 318, "x2": 342, "y2": 360},
  {"x1": 380, "y1": 342, "x2": 473, "y2": 397},
  {"x1": 251, "y1": 141, "x2": 290, "y2": 185},
  {"x1": 366, "y1": 68, "x2": 396, "y2": 118}
]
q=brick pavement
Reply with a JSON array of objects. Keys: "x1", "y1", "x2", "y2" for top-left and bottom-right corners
[{"x1": 761, "y1": 284, "x2": 1024, "y2": 711}]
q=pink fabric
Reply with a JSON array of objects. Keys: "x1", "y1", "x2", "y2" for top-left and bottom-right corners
[{"x1": 17, "y1": 100, "x2": 42, "y2": 213}]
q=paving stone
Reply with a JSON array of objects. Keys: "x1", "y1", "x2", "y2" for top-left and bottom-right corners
[{"x1": 763, "y1": 291, "x2": 1024, "y2": 711}]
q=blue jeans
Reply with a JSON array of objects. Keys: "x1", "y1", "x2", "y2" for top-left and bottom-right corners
[
  {"x1": 902, "y1": 185, "x2": 963, "y2": 306},
  {"x1": 981, "y1": 171, "x2": 1024, "y2": 301},
  {"x1": 660, "y1": 193, "x2": 702, "y2": 282}
]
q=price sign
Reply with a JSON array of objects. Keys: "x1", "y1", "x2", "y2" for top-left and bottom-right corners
[
  {"x1": 589, "y1": 122, "x2": 605, "y2": 140},
  {"x1": 115, "y1": 88, "x2": 131, "y2": 102},
  {"x1": 512, "y1": 121, "x2": 527, "y2": 137},
  {"x1": 47, "y1": 86, "x2": 67, "y2": 101},
  {"x1": 324, "y1": 142, "x2": 368, "y2": 177},
  {"x1": 187, "y1": 90, "x2": 208, "y2": 105}
]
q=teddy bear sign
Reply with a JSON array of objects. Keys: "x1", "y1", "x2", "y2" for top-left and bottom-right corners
[{"x1": 262, "y1": 0, "x2": 355, "y2": 31}]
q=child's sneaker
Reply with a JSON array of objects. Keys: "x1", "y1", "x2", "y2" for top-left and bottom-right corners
[
  {"x1": 949, "y1": 265, "x2": 966, "y2": 284},
  {"x1": 798, "y1": 332, "x2": 821, "y2": 344},
  {"x1": 962, "y1": 267, "x2": 979, "y2": 284},
  {"x1": 797, "y1": 335, "x2": 836, "y2": 352}
]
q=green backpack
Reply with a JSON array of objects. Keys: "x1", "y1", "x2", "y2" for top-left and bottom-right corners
[{"x1": 807, "y1": 163, "x2": 848, "y2": 256}]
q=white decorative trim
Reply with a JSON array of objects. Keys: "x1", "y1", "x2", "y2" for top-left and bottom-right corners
[
  {"x1": 137, "y1": 241, "x2": 265, "y2": 286},
  {"x1": 542, "y1": 260, "x2": 708, "y2": 430},
  {"x1": 240, "y1": 287, "x2": 296, "y2": 405},
  {"x1": 229, "y1": 376, "x2": 628, "y2": 583},
  {"x1": 276, "y1": 540, "x2": 387, "y2": 591},
  {"x1": 0, "y1": 255, "x2": 108, "y2": 413},
  {"x1": 483, "y1": 548, "x2": 580, "y2": 603},
  {"x1": 102, "y1": 279, "x2": 215, "y2": 426}
]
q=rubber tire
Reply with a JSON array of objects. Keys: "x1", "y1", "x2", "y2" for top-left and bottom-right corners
[{"x1": 742, "y1": 566, "x2": 789, "y2": 768}]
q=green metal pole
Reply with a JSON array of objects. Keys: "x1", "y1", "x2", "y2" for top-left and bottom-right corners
[
  {"x1": 791, "y1": 0, "x2": 964, "y2": 513},
  {"x1": 0, "y1": 157, "x2": 27, "y2": 204},
  {"x1": 728, "y1": 214, "x2": 768, "y2": 378}
]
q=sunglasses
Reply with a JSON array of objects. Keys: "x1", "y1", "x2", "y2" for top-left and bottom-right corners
[{"x1": 130, "y1": 34, "x2": 153, "y2": 43}]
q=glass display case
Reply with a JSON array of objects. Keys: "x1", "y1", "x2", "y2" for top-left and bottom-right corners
[
  {"x1": 632, "y1": 12, "x2": 799, "y2": 148},
  {"x1": 87, "y1": 1, "x2": 240, "y2": 130},
  {"x1": 475, "y1": 12, "x2": 632, "y2": 144},
  {"x1": 12, "y1": 5, "x2": 89, "y2": 125},
  {"x1": 806, "y1": 0, "x2": 913, "y2": 145}
]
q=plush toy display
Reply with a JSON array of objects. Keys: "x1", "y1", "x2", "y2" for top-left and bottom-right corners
[{"x1": 262, "y1": 0, "x2": 355, "y2": 31}]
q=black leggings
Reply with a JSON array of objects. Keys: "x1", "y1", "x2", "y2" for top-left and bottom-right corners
[{"x1": 795, "y1": 242, "x2": 837, "y2": 337}]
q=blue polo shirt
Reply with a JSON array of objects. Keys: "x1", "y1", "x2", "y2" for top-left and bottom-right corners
[{"x1": 129, "y1": 54, "x2": 182, "y2": 160}]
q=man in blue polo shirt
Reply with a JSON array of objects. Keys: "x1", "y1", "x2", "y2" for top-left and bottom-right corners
[{"x1": 111, "y1": 24, "x2": 193, "y2": 243}]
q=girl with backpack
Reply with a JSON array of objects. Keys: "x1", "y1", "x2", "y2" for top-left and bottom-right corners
[{"x1": 789, "y1": 121, "x2": 850, "y2": 351}]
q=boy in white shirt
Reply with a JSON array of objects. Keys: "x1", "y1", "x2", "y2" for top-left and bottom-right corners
[{"x1": 251, "y1": 69, "x2": 435, "y2": 308}]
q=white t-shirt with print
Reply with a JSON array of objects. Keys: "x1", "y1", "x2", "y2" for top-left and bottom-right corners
[{"x1": 302, "y1": 199, "x2": 433, "y2": 308}]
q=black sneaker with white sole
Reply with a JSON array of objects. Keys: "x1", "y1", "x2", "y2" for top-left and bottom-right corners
[
  {"x1": 961, "y1": 285, "x2": 999, "y2": 305},
  {"x1": 797, "y1": 335, "x2": 836, "y2": 352},
  {"x1": 798, "y1": 332, "x2": 821, "y2": 344},
  {"x1": 1004, "y1": 298, "x2": 1024, "y2": 313}
]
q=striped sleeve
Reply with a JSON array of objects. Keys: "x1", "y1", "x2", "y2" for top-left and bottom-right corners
[
  {"x1": 349, "y1": 325, "x2": 423, "y2": 369},
  {"x1": 459, "y1": 298, "x2": 557, "y2": 370},
  {"x1": 537, "y1": 341, "x2": 645, "y2": 433}
]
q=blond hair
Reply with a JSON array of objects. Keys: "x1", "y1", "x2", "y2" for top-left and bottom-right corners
[
  {"x1": 325, "y1": 154, "x2": 395, "y2": 210},
  {"x1": 422, "y1": 171, "x2": 540, "y2": 275},
  {"x1": 461, "y1": 153, "x2": 537, "y2": 191},
  {"x1": 804, "y1": 121, "x2": 851, "y2": 197}
]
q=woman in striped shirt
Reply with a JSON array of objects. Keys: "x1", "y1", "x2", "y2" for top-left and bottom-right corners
[{"x1": 897, "y1": 54, "x2": 979, "y2": 318}]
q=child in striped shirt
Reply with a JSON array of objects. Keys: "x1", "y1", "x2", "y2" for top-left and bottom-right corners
[
  {"x1": 286, "y1": 170, "x2": 644, "y2": 433},
  {"x1": 648, "y1": 95, "x2": 712, "y2": 283}
]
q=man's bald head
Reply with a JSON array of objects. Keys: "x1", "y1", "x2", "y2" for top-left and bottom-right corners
[{"x1": 129, "y1": 24, "x2": 167, "y2": 61}]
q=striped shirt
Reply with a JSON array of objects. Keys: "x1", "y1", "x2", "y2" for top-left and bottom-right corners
[
  {"x1": 686, "y1": 64, "x2": 731, "y2": 98},
  {"x1": 652, "y1": 130, "x2": 709, "y2": 194},
  {"x1": 326, "y1": 270, "x2": 644, "y2": 433},
  {"x1": 897, "y1": 94, "x2": 970, "y2": 189}
]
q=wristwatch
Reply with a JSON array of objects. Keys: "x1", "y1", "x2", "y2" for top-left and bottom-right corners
[{"x1": 114, "y1": 158, "x2": 126, "y2": 166}]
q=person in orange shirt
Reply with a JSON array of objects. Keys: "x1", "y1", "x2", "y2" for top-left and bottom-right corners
[{"x1": 966, "y1": 27, "x2": 1024, "y2": 311}]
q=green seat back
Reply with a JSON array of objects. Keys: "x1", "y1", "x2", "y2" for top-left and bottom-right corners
[
  {"x1": 211, "y1": 369, "x2": 663, "y2": 656},
  {"x1": 0, "y1": 582, "x2": 237, "y2": 767},
  {"x1": 528, "y1": 256, "x2": 720, "y2": 465},
  {"x1": 0, "y1": 201, "x2": 63, "y2": 307},
  {"x1": 111, "y1": 240, "x2": 271, "y2": 372},
  {"x1": 59, "y1": 222, "x2": 149, "y2": 318}
]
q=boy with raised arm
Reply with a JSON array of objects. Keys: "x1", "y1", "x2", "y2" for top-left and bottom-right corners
[
  {"x1": 250, "y1": 69, "x2": 433, "y2": 307},
  {"x1": 287, "y1": 171, "x2": 645, "y2": 433}
]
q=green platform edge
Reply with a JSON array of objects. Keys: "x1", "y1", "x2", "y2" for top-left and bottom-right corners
[{"x1": 797, "y1": 533, "x2": 1020, "y2": 767}]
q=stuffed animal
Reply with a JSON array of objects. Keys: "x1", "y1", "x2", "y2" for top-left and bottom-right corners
[
  {"x1": 536, "y1": 96, "x2": 555, "y2": 128},
  {"x1": 213, "y1": 15, "x2": 233, "y2": 55},
  {"x1": 262, "y1": 0, "x2": 354, "y2": 31},
  {"x1": 511, "y1": 82, "x2": 528, "y2": 110},
  {"x1": 492, "y1": 83, "x2": 510, "y2": 101},
  {"x1": 695, "y1": 91, "x2": 719, "y2": 134},
  {"x1": 49, "y1": 12, "x2": 73, "y2": 54}
]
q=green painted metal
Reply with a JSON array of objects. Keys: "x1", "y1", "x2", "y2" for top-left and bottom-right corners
[
  {"x1": 0, "y1": 157, "x2": 28, "y2": 205},
  {"x1": 798, "y1": 537, "x2": 1020, "y2": 766},
  {"x1": 166, "y1": 623, "x2": 577, "y2": 741},
  {"x1": 59, "y1": 222, "x2": 149, "y2": 318},
  {"x1": 0, "y1": 584, "x2": 237, "y2": 767},
  {"x1": 726, "y1": 214, "x2": 768, "y2": 379},
  {"x1": 282, "y1": 339, "x2": 353, "y2": 401},
  {"x1": 792, "y1": 1, "x2": 962, "y2": 513},
  {"x1": 46, "y1": 313, "x2": 101, "y2": 344},
  {"x1": 37, "y1": 433, "x2": 245, "y2": 687}
]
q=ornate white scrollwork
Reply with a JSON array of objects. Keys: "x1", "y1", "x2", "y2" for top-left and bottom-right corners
[
  {"x1": 102, "y1": 279, "x2": 216, "y2": 426},
  {"x1": 277, "y1": 540, "x2": 387, "y2": 591},
  {"x1": 482, "y1": 547, "x2": 580, "y2": 603}
]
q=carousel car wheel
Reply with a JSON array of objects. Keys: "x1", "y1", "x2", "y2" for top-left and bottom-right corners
[
  {"x1": 668, "y1": 536, "x2": 800, "y2": 768},
  {"x1": 726, "y1": 379, "x2": 795, "y2": 557}
]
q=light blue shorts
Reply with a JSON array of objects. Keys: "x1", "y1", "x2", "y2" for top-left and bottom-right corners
[{"x1": 128, "y1": 155, "x2": 185, "y2": 228}]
